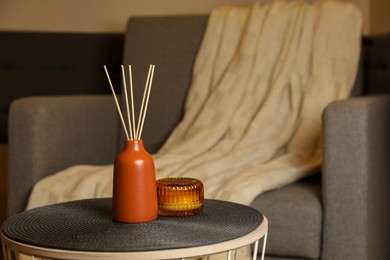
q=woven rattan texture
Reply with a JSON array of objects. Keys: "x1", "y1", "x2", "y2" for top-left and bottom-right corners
[{"x1": 2, "y1": 198, "x2": 263, "y2": 252}]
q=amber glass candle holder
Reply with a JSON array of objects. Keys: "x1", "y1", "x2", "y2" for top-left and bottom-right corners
[{"x1": 156, "y1": 177, "x2": 204, "y2": 216}]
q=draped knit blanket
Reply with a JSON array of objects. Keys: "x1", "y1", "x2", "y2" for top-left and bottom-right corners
[{"x1": 27, "y1": 0, "x2": 362, "y2": 218}]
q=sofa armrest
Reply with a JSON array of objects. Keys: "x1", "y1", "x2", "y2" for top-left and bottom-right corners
[
  {"x1": 8, "y1": 95, "x2": 120, "y2": 216},
  {"x1": 322, "y1": 95, "x2": 390, "y2": 260}
]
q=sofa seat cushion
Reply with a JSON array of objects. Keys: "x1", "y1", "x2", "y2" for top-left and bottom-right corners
[{"x1": 250, "y1": 179, "x2": 321, "y2": 259}]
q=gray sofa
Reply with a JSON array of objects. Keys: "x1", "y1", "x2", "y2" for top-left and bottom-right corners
[{"x1": 7, "y1": 16, "x2": 390, "y2": 260}]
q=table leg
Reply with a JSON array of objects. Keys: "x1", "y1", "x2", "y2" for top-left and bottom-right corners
[
  {"x1": 252, "y1": 240, "x2": 259, "y2": 260},
  {"x1": 7, "y1": 246, "x2": 16, "y2": 260},
  {"x1": 259, "y1": 231, "x2": 268, "y2": 260},
  {"x1": 1, "y1": 242, "x2": 7, "y2": 260},
  {"x1": 252, "y1": 230, "x2": 268, "y2": 260},
  {"x1": 7, "y1": 246, "x2": 13, "y2": 260},
  {"x1": 227, "y1": 250, "x2": 232, "y2": 260}
]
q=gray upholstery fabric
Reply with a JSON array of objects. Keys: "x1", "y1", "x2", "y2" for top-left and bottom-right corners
[
  {"x1": 251, "y1": 180, "x2": 322, "y2": 259},
  {"x1": 120, "y1": 15, "x2": 208, "y2": 153},
  {"x1": 8, "y1": 95, "x2": 120, "y2": 216},
  {"x1": 322, "y1": 95, "x2": 390, "y2": 260}
]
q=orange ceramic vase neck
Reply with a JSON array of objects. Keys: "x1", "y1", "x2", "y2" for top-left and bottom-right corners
[{"x1": 112, "y1": 140, "x2": 158, "y2": 223}]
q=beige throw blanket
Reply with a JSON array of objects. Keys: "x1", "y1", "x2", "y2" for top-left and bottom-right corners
[{"x1": 27, "y1": 0, "x2": 362, "y2": 214}]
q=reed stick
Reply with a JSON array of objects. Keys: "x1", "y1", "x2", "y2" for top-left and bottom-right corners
[
  {"x1": 104, "y1": 65, "x2": 130, "y2": 140},
  {"x1": 135, "y1": 65, "x2": 153, "y2": 140},
  {"x1": 138, "y1": 65, "x2": 155, "y2": 140},
  {"x1": 128, "y1": 65, "x2": 137, "y2": 140},
  {"x1": 121, "y1": 65, "x2": 134, "y2": 140}
]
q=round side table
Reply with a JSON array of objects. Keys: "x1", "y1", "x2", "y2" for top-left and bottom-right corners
[{"x1": 1, "y1": 198, "x2": 268, "y2": 260}]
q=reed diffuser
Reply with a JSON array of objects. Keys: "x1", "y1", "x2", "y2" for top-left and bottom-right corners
[{"x1": 104, "y1": 64, "x2": 158, "y2": 223}]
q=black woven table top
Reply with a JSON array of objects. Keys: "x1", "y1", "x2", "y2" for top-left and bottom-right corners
[{"x1": 2, "y1": 198, "x2": 263, "y2": 252}]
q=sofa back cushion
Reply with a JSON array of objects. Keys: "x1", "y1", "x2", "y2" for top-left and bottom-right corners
[{"x1": 122, "y1": 15, "x2": 208, "y2": 153}]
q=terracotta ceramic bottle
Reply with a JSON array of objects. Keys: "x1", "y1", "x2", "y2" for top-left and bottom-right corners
[{"x1": 112, "y1": 140, "x2": 158, "y2": 223}]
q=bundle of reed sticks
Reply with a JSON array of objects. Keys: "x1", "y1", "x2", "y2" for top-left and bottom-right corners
[{"x1": 104, "y1": 64, "x2": 155, "y2": 141}]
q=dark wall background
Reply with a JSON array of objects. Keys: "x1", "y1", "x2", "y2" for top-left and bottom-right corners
[{"x1": 0, "y1": 31, "x2": 124, "y2": 143}]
